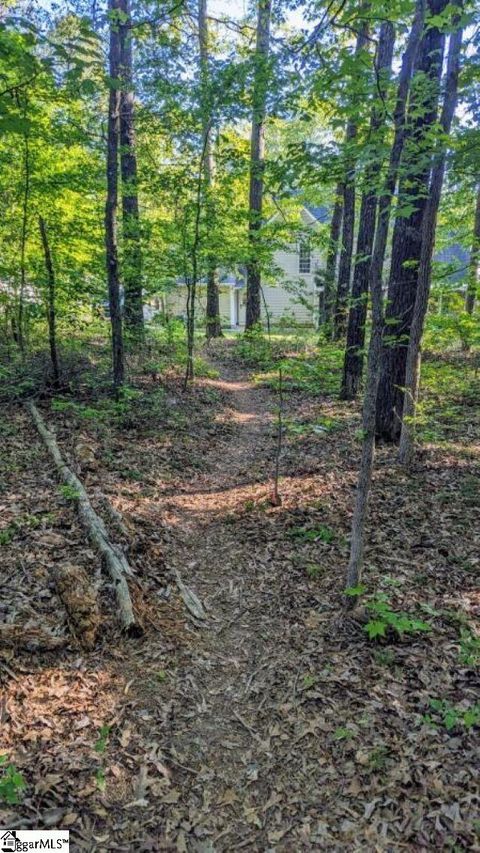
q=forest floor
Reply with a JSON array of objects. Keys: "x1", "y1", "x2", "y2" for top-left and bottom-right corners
[{"x1": 1, "y1": 338, "x2": 479, "y2": 851}]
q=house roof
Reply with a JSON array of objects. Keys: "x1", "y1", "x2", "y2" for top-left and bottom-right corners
[
  {"x1": 435, "y1": 243, "x2": 470, "y2": 281},
  {"x1": 304, "y1": 205, "x2": 329, "y2": 224}
]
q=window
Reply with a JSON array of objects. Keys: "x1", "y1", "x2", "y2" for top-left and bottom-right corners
[{"x1": 298, "y1": 241, "x2": 311, "y2": 274}]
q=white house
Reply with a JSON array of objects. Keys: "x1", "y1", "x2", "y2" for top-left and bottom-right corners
[{"x1": 158, "y1": 204, "x2": 329, "y2": 329}]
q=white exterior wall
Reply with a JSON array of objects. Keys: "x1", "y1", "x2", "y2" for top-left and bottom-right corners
[
  {"x1": 149, "y1": 208, "x2": 326, "y2": 329},
  {"x1": 265, "y1": 243, "x2": 323, "y2": 324}
]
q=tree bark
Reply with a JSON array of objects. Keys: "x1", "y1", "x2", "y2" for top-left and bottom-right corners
[
  {"x1": 18, "y1": 95, "x2": 30, "y2": 356},
  {"x1": 245, "y1": 0, "x2": 272, "y2": 331},
  {"x1": 399, "y1": 17, "x2": 463, "y2": 466},
  {"x1": 198, "y1": 0, "x2": 222, "y2": 339},
  {"x1": 321, "y1": 182, "x2": 343, "y2": 327},
  {"x1": 28, "y1": 402, "x2": 142, "y2": 636},
  {"x1": 118, "y1": 0, "x2": 144, "y2": 337},
  {"x1": 465, "y1": 184, "x2": 480, "y2": 315},
  {"x1": 38, "y1": 216, "x2": 60, "y2": 387},
  {"x1": 341, "y1": 22, "x2": 395, "y2": 399},
  {"x1": 345, "y1": 0, "x2": 426, "y2": 596},
  {"x1": 333, "y1": 17, "x2": 370, "y2": 341},
  {"x1": 375, "y1": 0, "x2": 449, "y2": 442},
  {"x1": 106, "y1": 0, "x2": 125, "y2": 391}
]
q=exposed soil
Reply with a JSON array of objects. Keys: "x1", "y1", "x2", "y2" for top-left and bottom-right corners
[{"x1": 1, "y1": 344, "x2": 479, "y2": 851}]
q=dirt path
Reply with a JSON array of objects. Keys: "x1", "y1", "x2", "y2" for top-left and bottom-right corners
[{"x1": 154, "y1": 362, "x2": 291, "y2": 846}]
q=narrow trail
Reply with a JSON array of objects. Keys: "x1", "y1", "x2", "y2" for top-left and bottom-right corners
[{"x1": 155, "y1": 360, "x2": 294, "y2": 843}]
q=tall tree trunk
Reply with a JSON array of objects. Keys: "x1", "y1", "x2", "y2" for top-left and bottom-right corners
[
  {"x1": 38, "y1": 216, "x2": 60, "y2": 387},
  {"x1": 18, "y1": 95, "x2": 30, "y2": 356},
  {"x1": 198, "y1": 0, "x2": 222, "y2": 338},
  {"x1": 321, "y1": 181, "x2": 343, "y2": 327},
  {"x1": 341, "y1": 22, "x2": 395, "y2": 399},
  {"x1": 465, "y1": 184, "x2": 480, "y2": 315},
  {"x1": 375, "y1": 0, "x2": 448, "y2": 442},
  {"x1": 118, "y1": 0, "x2": 144, "y2": 338},
  {"x1": 105, "y1": 0, "x2": 124, "y2": 392},
  {"x1": 333, "y1": 17, "x2": 370, "y2": 341},
  {"x1": 245, "y1": 0, "x2": 271, "y2": 331},
  {"x1": 345, "y1": 0, "x2": 426, "y2": 596},
  {"x1": 399, "y1": 17, "x2": 463, "y2": 466}
]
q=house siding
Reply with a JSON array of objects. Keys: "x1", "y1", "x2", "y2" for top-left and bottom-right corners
[{"x1": 154, "y1": 206, "x2": 327, "y2": 328}]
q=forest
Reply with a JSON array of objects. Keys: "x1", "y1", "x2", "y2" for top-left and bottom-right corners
[{"x1": 0, "y1": 0, "x2": 479, "y2": 848}]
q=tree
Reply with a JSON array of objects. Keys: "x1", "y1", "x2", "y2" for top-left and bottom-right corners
[
  {"x1": 341, "y1": 21, "x2": 395, "y2": 398},
  {"x1": 118, "y1": 0, "x2": 144, "y2": 338},
  {"x1": 320, "y1": 181, "x2": 343, "y2": 327},
  {"x1": 105, "y1": 0, "x2": 124, "y2": 391},
  {"x1": 245, "y1": 0, "x2": 272, "y2": 331},
  {"x1": 198, "y1": 0, "x2": 222, "y2": 339},
  {"x1": 465, "y1": 185, "x2": 480, "y2": 315},
  {"x1": 345, "y1": 0, "x2": 426, "y2": 594},
  {"x1": 333, "y1": 14, "x2": 371, "y2": 341},
  {"x1": 375, "y1": 0, "x2": 449, "y2": 442},
  {"x1": 398, "y1": 14, "x2": 464, "y2": 465},
  {"x1": 38, "y1": 216, "x2": 60, "y2": 387}
]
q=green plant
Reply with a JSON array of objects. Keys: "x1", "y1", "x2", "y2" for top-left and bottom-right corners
[
  {"x1": 95, "y1": 768, "x2": 106, "y2": 791},
  {"x1": 0, "y1": 525, "x2": 15, "y2": 545},
  {"x1": 368, "y1": 746, "x2": 389, "y2": 769},
  {"x1": 424, "y1": 699, "x2": 480, "y2": 731},
  {"x1": 373, "y1": 649, "x2": 396, "y2": 667},
  {"x1": 302, "y1": 674, "x2": 317, "y2": 690},
  {"x1": 94, "y1": 725, "x2": 111, "y2": 755},
  {"x1": 305, "y1": 563, "x2": 323, "y2": 578},
  {"x1": 59, "y1": 484, "x2": 81, "y2": 501},
  {"x1": 364, "y1": 595, "x2": 431, "y2": 640},
  {"x1": 458, "y1": 628, "x2": 480, "y2": 666},
  {"x1": 334, "y1": 726, "x2": 356, "y2": 741},
  {"x1": 0, "y1": 757, "x2": 26, "y2": 804},
  {"x1": 345, "y1": 588, "x2": 432, "y2": 641},
  {"x1": 288, "y1": 524, "x2": 335, "y2": 544}
]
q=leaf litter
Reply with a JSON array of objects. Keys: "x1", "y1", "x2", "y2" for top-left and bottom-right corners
[{"x1": 0, "y1": 343, "x2": 479, "y2": 850}]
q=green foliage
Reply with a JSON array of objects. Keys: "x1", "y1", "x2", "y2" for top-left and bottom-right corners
[
  {"x1": 0, "y1": 525, "x2": 15, "y2": 545},
  {"x1": 305, "y1": 563, "x2": 324, "y2": 578},
  {"x1": 334, "y1": 726, "x2": 356, "y2": 741},
  {"x1": 373, "y1": 649, "x2": 396, "y2": 667},
  {"x1": 286, "y1": 414, "x2": 341, "y2": 437},
  {"x1": 458, "y1": 628, "x2": 480, "y2": 666},
  {"x1": 0, "y1": 756, "x2": 27, "y2": 804},
  {"x1": 356, "y1": 592, "x2": 432, "y2": 641},
  {"x1": 94, "y1": 768, "x2": 106, "y2": 791},
  {"x1": 288, "y1": 524, "x2": 335, "y2": 543},
  {"x1": 236, "y1": 328, "x2": 275, "y2": 369},
  {"x1": 59, "y1": 484, "x2": 81, "y2": 501},
  {"x1": 424, "y1": 699, "x2": 480, "y2": 732},
  {"x1": 94, "y1": 725, "x2": 111, "y2": 755}
]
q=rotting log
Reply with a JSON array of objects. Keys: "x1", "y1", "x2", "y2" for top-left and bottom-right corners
[
  {"x1": 27, "y1": 401, "x2": 142, "y2": 637},
  {"x1": 50, "y1": 563, "x2": 101, "y2": 650}
]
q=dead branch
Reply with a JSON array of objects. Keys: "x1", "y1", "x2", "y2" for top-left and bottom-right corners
[{"x1": 27, "y1": 401, "x2": 142, "y2": 637}]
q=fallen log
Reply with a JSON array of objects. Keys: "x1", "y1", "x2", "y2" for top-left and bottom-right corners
[{"x1": 27, "y1": 401, "x2": 142, "y2": 637}]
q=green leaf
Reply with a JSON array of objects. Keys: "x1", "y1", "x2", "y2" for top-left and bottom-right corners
[
  {"x1": 344, "y1": 584, "x2": 367, "y2": 597},
  {"x1": 365, "y1": 620, "x2": 387, "y2": 639}
]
